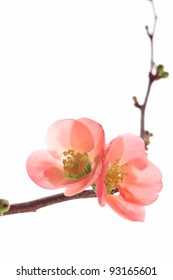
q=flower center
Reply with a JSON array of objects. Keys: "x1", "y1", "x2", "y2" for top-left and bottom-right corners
[
  {"x1": 105, "y1": 159, "x2": 128, "y2": 194},
  {"x1": 63, "y1": 149, "x2": 92, "y2": 179}
]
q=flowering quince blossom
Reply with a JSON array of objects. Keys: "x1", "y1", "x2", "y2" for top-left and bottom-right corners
[
  {"x1": 26, "y1": 118, "x2": 105, "y2": 196},
  {"x1": 96, "y1": 134, "x2": 162, "y2": 222}
]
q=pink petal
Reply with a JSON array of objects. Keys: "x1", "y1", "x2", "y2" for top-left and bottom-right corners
[
  {"x1": 44, "y1": 166, "x2": 69, "y2": 188},
  {"x1": 46, "y1": 118, "x2": 95, "y2": 153},
  {"x1": 120, "y1": 162, "x2": 162, "y2": 205},
  {"x1": 26, "y1": 150, "x2": 66, "y2": 189},
  {"x1": 46, "y1": 119, "x2": 73, "y2": 151},
  {"x1": 95, "y1": 164, "x2": 108, "y2": 206},
  {"x1": 79, "y1": 118, "x2": 105, "y2": 158},
  {"x1": 70, "y1": 119, "x2": 94, "y2": 152},
  {"x1": 106, "y1": 194, "x2": 146, "y2": 222},
  {"x1": 119, "y1": 185, "x2": 159, "y2": 206},
  {"x1": 104, "y1": 135, "x2": 125, "y2": 165},
  {"x1": 64, "y1": 176, "x2": 92, "y2": 196},
  {"x1": 120, "y1": 134, "x2": 147, "y2": 164},
  {"x1": 105, "y1": 134, "x2": 147, "y2": 166}
]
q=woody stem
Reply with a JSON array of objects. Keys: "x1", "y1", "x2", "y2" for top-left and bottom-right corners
[{"x1": 2, "y1": 190, "x2": 96, "y2": 216}]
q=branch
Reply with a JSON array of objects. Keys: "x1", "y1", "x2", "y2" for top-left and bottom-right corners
[
  {"x1": 149, "y1": 0, "x2": 157, "y2": 71},
  {"x1": 141, "y1": 0, "x2": 157, "y2": 139},
  {"x1": 133, "y1": 0, "x2": 157, "y2": 146},
  {"x1": 133, "y1": 1, "x2": 168, "y2": 148},
  {"x1": 2, "y1": 190, "x2": 96, "y2": 216}
]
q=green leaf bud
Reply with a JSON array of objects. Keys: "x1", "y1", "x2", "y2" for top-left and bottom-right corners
[
  {"x1": 157, "y1": 65, "x2": 164, "y2": 75},
  {"x1": 0, "y1": 199, "x2": 10, "y2": 215},
  {"x1": 162, "y1": 72, "x2": 169, "y2": 78}
]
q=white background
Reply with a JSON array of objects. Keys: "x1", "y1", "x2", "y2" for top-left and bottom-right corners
[{"x1": 0, "y1": 0, "x2": 172, "y2": 279}]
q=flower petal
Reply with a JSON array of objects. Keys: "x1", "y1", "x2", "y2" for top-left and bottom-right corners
[
  {"x1": 105, "y1": 134, "x2": 148, "y2": 166},
  {"x1": 44, "y1": 166, "x2": 68, "y2": 188},
  {"x1": 64, "y1": 176, "x2": 91, "y2": 196},
  {"x1": 26, "y1": 150, "x2": 66, "y2": 189},
  {"x1": 120, "y1": 134, "x2": 147, "y2": 164},
  {"x1": 95, "y1": 164, "x2": 108, "y2": 206},
  {"x1": 120, "y1": 162, "x2": 162, "y2": 205},
  {"x1": 46, "y1": 119, "x2": 74, "y2": 151},
  {"x1": 106, "y1": 194, "x2": 145, "y2": 222},
  {"x1": 70, "y1": 119, "x2": 95, "y2": 152},
  {"x1": 46, "y1": 118, "x2": 95, "y2": 153},
  {"x1": 104, "y1": 135, "x2": 125, "y2": 165},
  {"x1": 79, "y1": 118, "x2": 105, "y2": 158}
]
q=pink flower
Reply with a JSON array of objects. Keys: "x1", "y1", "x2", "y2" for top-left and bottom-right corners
[
  {"x1": 96, "y1": 134, "x2": 162, "y2": 222},
  {"x1": 26, "y1": 118, "x2": 105, "y2": 196}
]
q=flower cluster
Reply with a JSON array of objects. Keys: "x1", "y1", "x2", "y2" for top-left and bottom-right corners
[{"x1": 26, "y1": 118, "x2": 162, "y2": 222}]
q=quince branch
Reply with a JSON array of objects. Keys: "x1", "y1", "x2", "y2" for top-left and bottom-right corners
[
  {"x1": 3, "y1": 190, "x2": 96, "y2": 216},
  {"x1": 133, "y1": 0, "x2": 168, "y2": 148},
  {"x1": 1, "y1": 0, "x2": 166, "y2": 217}
]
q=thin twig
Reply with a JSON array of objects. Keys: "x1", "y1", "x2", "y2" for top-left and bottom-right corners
[
  {"x1": 133, "y1": 0, "x2": 157, "y2": 142},
  {"x1": 2, "y1": 190, "x2": 96, "y2": 216},
  {"x1": 140, "y1": 0, "x2": 157, "y2": 140},
  {"x1": 150, "y1": 0, "x2": 157, "y2": 71}
]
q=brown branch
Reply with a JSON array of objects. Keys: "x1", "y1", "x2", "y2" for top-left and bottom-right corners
[
  {"x1": 140, "y1": 0, "x2": 157, "y2": 140},
  {"x1": 140, "y1": 78, "x2": 154, "y2": 140},
  {"x1": 149, "y1": 0, "x2": 158, "y2": 71},
  {"x1": 133, "y1": 0, "x2": 157, "y2": 145},
  {"x1": 2, "y1": 190, "x2": 96, "y2": 216}
]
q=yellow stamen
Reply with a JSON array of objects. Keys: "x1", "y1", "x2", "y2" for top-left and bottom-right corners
[
  {"x1": 63, "y1": 149, "x2": 92, "y2": 179},
  {"x1": 105, "y1": 159, "x2": 128, "y2": 194}
]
